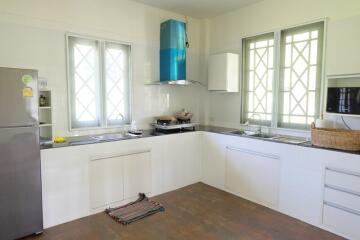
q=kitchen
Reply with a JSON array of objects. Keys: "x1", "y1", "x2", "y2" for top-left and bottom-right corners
[{"x1": 0, "y1": 0, "x2": 360, "y2": 239}]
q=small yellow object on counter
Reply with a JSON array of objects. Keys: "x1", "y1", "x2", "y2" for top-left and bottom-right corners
[{"x1": 53, "y1": 137, "x2": 66, "y2": 143}]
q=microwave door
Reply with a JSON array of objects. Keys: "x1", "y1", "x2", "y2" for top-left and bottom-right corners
[{"x1": 327, "y1": 87, "x2": 360, "y2": 115}]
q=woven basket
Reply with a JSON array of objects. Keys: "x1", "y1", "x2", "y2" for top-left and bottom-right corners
[{"x1": 311, "y1": 123, "x2": 360, "y2": 151}]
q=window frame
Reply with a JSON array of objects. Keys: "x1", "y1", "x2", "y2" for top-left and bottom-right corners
[
  {"x1": 241, "y1": 32, "x2": 276, "y2": 127},
  {"x1": 278, "y1": 22, "x2": 324, "y2": 129},
  {"x1": 66, "y1": 33, "x2": 132, "y2": 131},
  {"x1": 240, "y1": 20, "x2": 327, "y2": 131}
]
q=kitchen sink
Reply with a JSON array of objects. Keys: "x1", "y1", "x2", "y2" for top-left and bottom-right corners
[
  {"x1": 271, "y1": 136, "x2": 309, "y2": 144},
  {"x1": 228, "y1": 130, "x2": 245, "y2": 135},
  {"x1": 249, "y1": 133, "x2": 275, "y2": 139},
  {"x1": 226, "y1": 129, "x2": 308, "y2": 144},
  {"x1": 227, "y1": 130, "x2": 274, "y2": 138},
  {"x1": 91, "y1": 133, "x2": 127, "y2": 141}
]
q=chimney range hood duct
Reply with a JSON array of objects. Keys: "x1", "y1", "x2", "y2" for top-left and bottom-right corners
[{"x1": 152, "y1": 19, "x2": 204, "y2": 86}]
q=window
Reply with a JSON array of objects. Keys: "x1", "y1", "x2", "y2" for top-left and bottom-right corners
[
  {"x1": 279, "y1": 23, "x2": 324, "y2": 129},
  {"x1": 242, "y1": 22, "x2": 324, "y2": 129},
  {"x1": 67, "y1": 35, "x2": 131, "y2": 129},
  {"x1": 243, "y1": 33, "x2": 275, "y2": 126}
]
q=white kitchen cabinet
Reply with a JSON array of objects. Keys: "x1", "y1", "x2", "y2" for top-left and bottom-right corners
[
  {"x1": 162, "y1": 132, "x2": 202, "y2": 192},
  {"x1": 324, "y1": 187, "x2": 360, "y2": 213},
  {"x1": 326, "y1": 15, "x2": 360, "y2": 76},
  {"x1": 208, "y1": 53, "x2": 239, "y2": 92},
  {"x1": 41, "y1": 138, "x2": 156, "y2": 228},
  {"x1": 202, "y1": 132, "x2": 227, "y2": 189},
  {"x1": 225, "y1": 146, "x2": 281, "y2": 208},
  {"x1": 41, "y1": 130, "x2": 360, "y2": 239},
  {"x1": 325, "y1": 168, "x2": 360, "y2": 193},
  {"x1": 322, "y1": 167, "x2": 360, "y2": 239},
  {"x1": 41, "y1": 145, "x2": 90, "y2": 228},
  {"x1": 202, "y1": 133, "x2": 326, "y2": 226},
  {"x1": 323, "y1": 204, "x2": 360, "y2": 240},
  {"x1": 123, "y1": 151, "x2": 152, "y2": 199},
  {"x1": 89, "y1": 155, "x2": 124, "y2": 209}
]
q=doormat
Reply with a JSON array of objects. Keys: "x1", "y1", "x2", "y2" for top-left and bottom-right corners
[{"x1": 105, "y1": 193, "x2": 165, "y2": 225}]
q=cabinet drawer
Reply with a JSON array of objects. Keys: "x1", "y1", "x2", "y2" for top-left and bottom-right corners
[
  {"x1": 323, "y1": 204, "x2": 360, "y2": 239},
  {"x1": 325, "y1": 168, "x2": 360, "y2": 193},
  {"x1": 324, "y1": 187, "x2": 360, "y2": 213}
]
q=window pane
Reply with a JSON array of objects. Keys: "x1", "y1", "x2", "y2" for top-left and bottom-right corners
[
  {"x1": 68, "y1": 35, "x2": 132, "y2": 129},
  {"x1": 243, "y1": 33, "x2": 275, "y2": 125},
  {"x1": 278, "y1": 22, "x2": 324, "y2": 129},
  {"x1": 105, "y1": 42, "x2": 131, "y2": 126},
  {"x1": 69, "y1": 36, "x2": 101, "y2": 128}
]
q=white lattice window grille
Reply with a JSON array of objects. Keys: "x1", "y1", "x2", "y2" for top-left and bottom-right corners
[
  {"x1": 241, "y1": 22, "x2": 324, "y2": 130},
  {"x1": 105, "y1": 43, "x2": 130, "y2": 126},
  {"x1": 279, "y1": 22, "x2": 324, "y2": 129},
  {"x1": 67, "y1": 35, "x2": 131, "y2": 129},
  {"x1": 243, "y1": 33, "x2": 275, "y2": 126},
  {"x1": 68, "y1": 37, "x2": 101, "y2": 128}
]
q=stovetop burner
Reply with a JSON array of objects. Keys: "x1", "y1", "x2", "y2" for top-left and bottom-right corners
[
  {"x1": 151, "y1": 120, "x2": 198, "y2": 134},
  {"x1": 156, "y1": 119, "x2": 191, "y2": 126}
]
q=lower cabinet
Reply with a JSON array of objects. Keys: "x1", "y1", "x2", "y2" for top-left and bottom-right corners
[
  {"x1": 322, "y1": 167, "x2": 360, "y2": 239},
  {"x1": 89, "y1": 155, "x2": 124, "y2": 209},
  {"x1": 42, "y1": 130, "x2": 360, "y2": 239},
  {"x1": 123, "y1": 151, "x2": 151, "y2": 199},
  {"x1": 41, "y1": 132, "x2": 202, "y2": 228},
  {"x1": 323, "y1": 204, "x2": 360, "y2": 240},
  {"x1": 89, "y1": 151, "x2": 151, "y2": 209},
  {"x1": 202, "y1": 132, "x2": 227, "y2": 189},
  {"x1": 162, "y1": 133, "x2": 202, "y2": 192},
  {"x1": 225, "y1": 146, "x2": 281, "y2": 208}
]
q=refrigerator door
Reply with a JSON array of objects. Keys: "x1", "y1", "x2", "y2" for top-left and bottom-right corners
[
  {"x1": 0, "y1": 126, "x2": 43, "y2": 240},
  {"x1": 0, "y1": 67, "x2": 38, "y2": 127}
]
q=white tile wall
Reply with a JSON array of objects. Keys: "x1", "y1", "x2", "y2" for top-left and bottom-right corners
[{"x1": 0, "y1": 0, "x2": 207, "y2": 136}]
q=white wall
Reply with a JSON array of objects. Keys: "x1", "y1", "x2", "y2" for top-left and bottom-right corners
[
  {"x1": 0, "y1": 0, "x2": 207, "y2": 136},
  {"x1": 206, "y1": 0, "x2": 360, "y2": 130},
  {"x1": 1, "y1": 0, "x2": 360, "y2": 135}
]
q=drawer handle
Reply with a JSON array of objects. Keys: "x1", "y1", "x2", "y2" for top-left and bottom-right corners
[
  {"x1": 325, "y1": 184, "x2": 360, "y2": 197},
  {"x1": 226, "y1": 146, "x2": 279, "y2": 160},
  {"x1": 324, "y1": 201, "x2": 360, "y2": 216},
  {"x1": 326, "y1": 167, "x2": 360, "y2": 178},
  {"x1": 90, "y1": 150, "x2": 151, "y2": 161}
]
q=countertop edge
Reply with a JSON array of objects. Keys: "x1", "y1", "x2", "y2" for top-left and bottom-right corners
[{"x1": 40, "y1": 126, "x2": 360, "y2": 156}]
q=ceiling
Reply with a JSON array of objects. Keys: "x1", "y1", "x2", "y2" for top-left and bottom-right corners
[{"x1": 131, "y1": 0, "x2": 264, "y2": 19}]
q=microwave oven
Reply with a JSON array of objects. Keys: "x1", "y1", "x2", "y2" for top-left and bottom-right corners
[{"x1": 326, "y1": 87, "x2": 360, "y2": 115}]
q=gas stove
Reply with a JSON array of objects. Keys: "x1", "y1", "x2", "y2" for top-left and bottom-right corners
[{"x1": 151, "y1": 119, "x2": 198, "y2": 135}]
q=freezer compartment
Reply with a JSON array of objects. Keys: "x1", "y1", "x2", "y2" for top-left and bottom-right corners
[
  {"x1": 0, "y1": 67, "x2": 38, "y2": 127},
  {"x1": 0, "y1": 126, "x2": 43, "y2": 239}
]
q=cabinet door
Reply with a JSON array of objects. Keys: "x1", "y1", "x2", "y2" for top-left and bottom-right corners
[
  {"x1": 89, "y1": 156, "x2": 124, "y2": 209},
  {"x1": 225, "y1": 147, "x2": 280, "y2": 207},
  {"x1": 202, "y1": 133, "x2": 227, "y2": 189},
  {"x1": 163, "y1": 133, "x2": 202, "y2": 192},
  {"x1": 250, "y1": 152, "x2": 281, "y2": 207},
  {"x1": 326, "y1": 15, "x2": 360, "y2": 75},
  {"x1": 225, "y1": 148, "x2": 252, "y2": 198},
  {"x1": 123, "y1": 151, "x2": 152, "y2": 199}
]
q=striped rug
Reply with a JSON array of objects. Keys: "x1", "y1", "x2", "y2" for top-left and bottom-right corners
[{"x1": 105, "y1": 193, "x2": 165, "y2": 225}]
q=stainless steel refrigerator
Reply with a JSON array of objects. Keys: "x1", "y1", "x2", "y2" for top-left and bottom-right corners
[{"x1": 0, "y1": 67, "x2": 43, "y2": 239}]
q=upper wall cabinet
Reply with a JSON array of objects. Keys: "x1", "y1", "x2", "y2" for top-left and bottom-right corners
[
  {"x1": 326, "y1": 16, "x2": 360, "y2": 76},
  {"x1": 208, "y1": 53, "x2": 240, "y2": 92}
]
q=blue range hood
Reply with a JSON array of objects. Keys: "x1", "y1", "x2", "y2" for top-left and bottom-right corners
[
  {"x1": 148, "y1": 19, "x2": 204, "y2": 86},
  {"x1": 160, "y1": 19, "x2": 186, "y2": 83}
]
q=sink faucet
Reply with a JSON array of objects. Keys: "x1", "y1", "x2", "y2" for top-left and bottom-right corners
[
  {"x1": 246, "y1": 114, "x2": 262, "y2": 134},
  {"x1": 255, "y1": 125, "x2": 262, "y2": 135}
]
